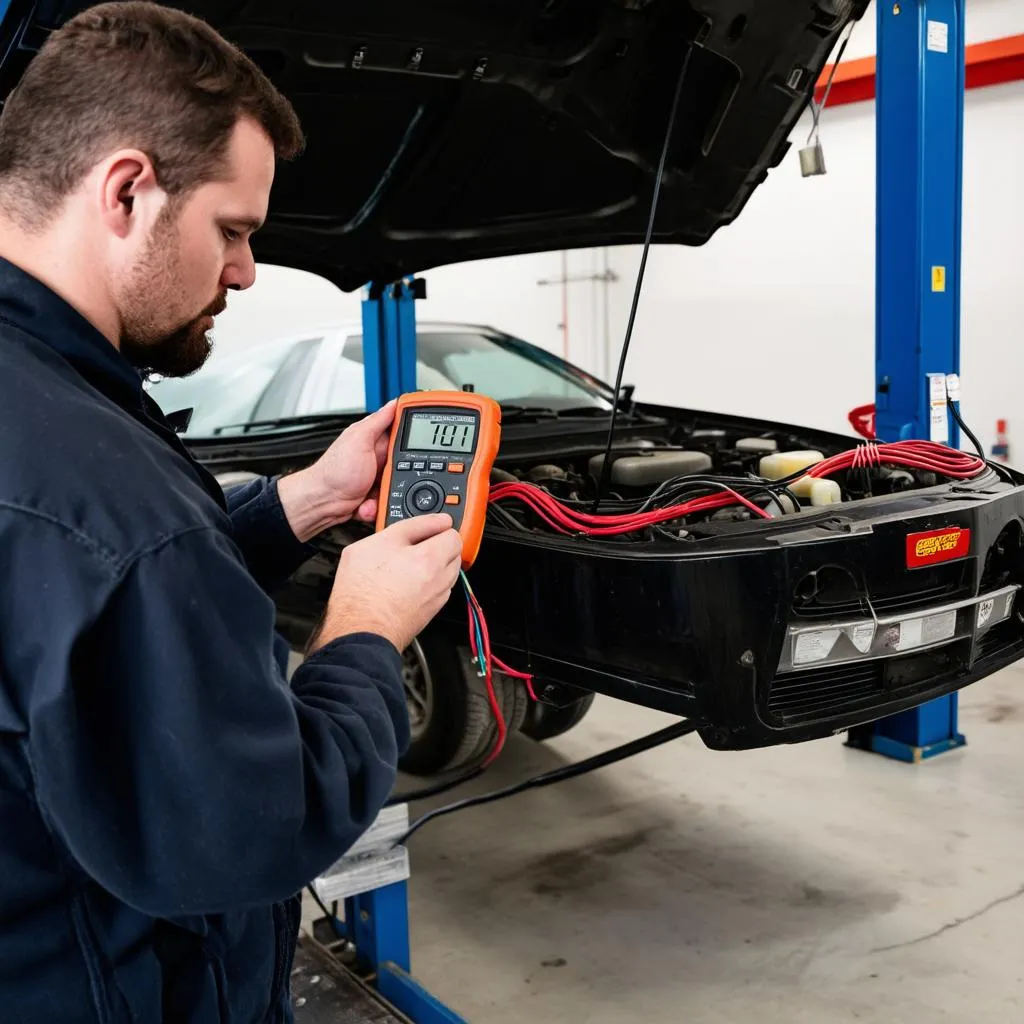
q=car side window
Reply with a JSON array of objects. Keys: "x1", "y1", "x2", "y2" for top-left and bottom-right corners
[
  {"x1": 306, "y1": 336, "x2": 460, "y2": 417},
  {"x1": 319, "y1": 351, "x2": 367, "y2": 415},
  {"x1": 419, "y1": 332, "x2": 593, "y2": 403},
  {"x1": 250, "y1": 337, "x2": 322, "y2": 422}
]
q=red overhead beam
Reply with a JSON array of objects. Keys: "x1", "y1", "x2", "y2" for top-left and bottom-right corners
[{"x1": 815, "y1": 33, "x2": 1024, "y2": 107}]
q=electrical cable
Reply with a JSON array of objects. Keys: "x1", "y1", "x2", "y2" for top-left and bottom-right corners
[
  {"x1": 306, "y1": 885, "x2": 345, "y2": 940},
  {"x1": 592, "y1": 40, "x2": 696, "y2": 512},
  {"x1": 463, "y1": 575, "x2": 507, "y2": 768},
  {"x1": 396, "y1": 719, "x2": 698, "y2": 844},
  {"x1": 948, "y1": 400, "x2": 986, "y2": 460},
  {"x1": 803, "y1": 439, "x2": 985, "y2": 480},
  {"x1": 494, "y1": 479, "x2": 773, "y2": 536},
  {"x1": 386, "y1": 765, "x2": 485, "y2": 807}
]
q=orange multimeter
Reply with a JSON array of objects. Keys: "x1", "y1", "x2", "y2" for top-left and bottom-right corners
[{"x1": 376, "y1": 390, "x2": 502, "y2": 568}]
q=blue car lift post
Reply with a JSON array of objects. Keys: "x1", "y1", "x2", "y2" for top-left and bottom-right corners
[
  {"x1": 293, "y1": 277, "x2": 465, "y2": 1024},
  {"x1": 847, "y1": 0, "x2": 968, "y2": 763}
]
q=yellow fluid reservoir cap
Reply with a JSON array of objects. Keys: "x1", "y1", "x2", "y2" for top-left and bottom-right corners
[{"x1": 758, "y1": 450, "x2": 825, "y2": 480}]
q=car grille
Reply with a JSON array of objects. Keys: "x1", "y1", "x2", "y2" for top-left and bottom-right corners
[
  {"x1": 769, "y1": 618, "x2": 1023, "y2": 725},
  {"x1": 767, "y1": 662, "x2": 884, "y2": 722},
  {"x1": 975, "y1": 620, "x2": 1022, "y2": 662},
  {"x1": 792, "y1": 562, "x2": 970, "y2": 620}
]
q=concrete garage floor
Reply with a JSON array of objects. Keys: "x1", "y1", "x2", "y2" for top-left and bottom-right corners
[{"x1": 306, "y1": 662, "x2": 1024, "y2": 1023}]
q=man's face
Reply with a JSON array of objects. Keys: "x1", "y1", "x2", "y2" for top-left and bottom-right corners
[{"x1": 117, "y1": 117, "x2": 274, "y2": 378}]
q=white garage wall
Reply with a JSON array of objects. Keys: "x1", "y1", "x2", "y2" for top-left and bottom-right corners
[
  {"x1": 212, "y1": 1, "x2": 1024, "y2": 455},
  {"x1": 602, "y1": 77, "x2": 1024, "y2": 453},
  {"x1": 841, "y1": 0, "x2": 1024, "y2": 60}
]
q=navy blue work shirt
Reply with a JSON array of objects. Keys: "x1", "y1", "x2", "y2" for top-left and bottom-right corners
[{"x1": 0, "y1": 256, "x2": 410, "y2": 1022}]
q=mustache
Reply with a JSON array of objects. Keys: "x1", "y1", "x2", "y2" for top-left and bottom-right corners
[{"x1": 201, "y1": 292, "x2": 228, "y2": 319}]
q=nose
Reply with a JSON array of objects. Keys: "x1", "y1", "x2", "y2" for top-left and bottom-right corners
[{"x1": 221, "y1": 246, "x2": 257, "y2": 292}]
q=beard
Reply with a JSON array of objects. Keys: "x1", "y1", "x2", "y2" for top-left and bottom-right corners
[
  {"x1": 120, "y1": 293, "x2": 225, "y2": 379},
  {"x1": 118, "y1": 209, "x2": 227, "y2": 379}
]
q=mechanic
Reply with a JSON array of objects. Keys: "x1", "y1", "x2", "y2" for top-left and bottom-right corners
[{"x1": 0, "y1": 3, "x2": 463, "y2": 1021}]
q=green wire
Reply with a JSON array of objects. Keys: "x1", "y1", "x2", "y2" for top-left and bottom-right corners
[{"x1": 461, "y1": 571, "x2": 488, "y2": 676}]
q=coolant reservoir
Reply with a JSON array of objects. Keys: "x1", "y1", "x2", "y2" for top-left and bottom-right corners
[
  {"x1": 588, "y1": 450, "x2": 713, "y2": 487},
  {"x1": 809, "y1": 479, "x2": 842, "y2": 506},
  {"x1": 758, "y1": 450, "x2": 824, "y2": 480}
]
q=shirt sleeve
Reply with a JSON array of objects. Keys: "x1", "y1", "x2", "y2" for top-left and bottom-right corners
[
  {"x1": 222, "y1": 474, "x2": 318, "y2": 592},
  {"x1": 27, "y1": 525, "x2": 410, "y2": 918}
]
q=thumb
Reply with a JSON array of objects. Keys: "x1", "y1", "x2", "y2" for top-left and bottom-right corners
[
  {"x1": 387, "y1": 512, "x2": 455, "y2": 545},
  {"x1": 357, "y1": 398, "x2": 397, "y2": 436}
]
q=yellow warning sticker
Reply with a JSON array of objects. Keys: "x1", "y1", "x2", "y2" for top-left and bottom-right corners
[{"x1": 932, "y1": 266, "x2": 946, "y2": 292}]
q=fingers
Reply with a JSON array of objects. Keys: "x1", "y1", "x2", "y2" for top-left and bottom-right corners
[
  {"x1": 439, "y1": 527, "x2": 465, "y2": 562},
  {"x1": 387, "y1": 512, "x2": 455, "y2": 545},
  {"x1": 358, "y1": 399, "x2": 397, "y2": 438},
  {"x1": 353, "y1": 497, "x2": 378, "y2": 523}
]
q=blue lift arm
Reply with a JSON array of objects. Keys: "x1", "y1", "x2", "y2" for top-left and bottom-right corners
[
  {"x1": 362, "y1": 277, "x2": 424, "y2": 410},
  {"x1": 848, "y1": 0, "x2": 969, "y2": 763}
]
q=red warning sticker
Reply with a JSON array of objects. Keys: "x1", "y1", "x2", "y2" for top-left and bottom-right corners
[{"x1": 906, "y1": 527, "x2": 971, "y2": 569}]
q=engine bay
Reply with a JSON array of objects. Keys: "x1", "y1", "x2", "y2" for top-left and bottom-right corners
[{"x1": 486, "y1": 429, "x2": 993, "y2": 543}]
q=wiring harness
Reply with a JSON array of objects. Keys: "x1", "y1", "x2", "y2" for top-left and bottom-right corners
[
  {"x1": 460, "y1": 569, "x2": 537, "y2": 768},
  {"x1": 804, "y1": 439, "x2": 986, "y2": 480},
  {"x1": 490, "y1": 439, "x2": 988, "y2": 539}
]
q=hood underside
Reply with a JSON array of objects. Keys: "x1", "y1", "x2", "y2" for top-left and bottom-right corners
[{"x1": 0, "y1": 0, "x2": 865, "y2": 290}]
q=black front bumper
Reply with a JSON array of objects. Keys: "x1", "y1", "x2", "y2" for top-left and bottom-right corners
[{"x1": 447, "y1": 480, "x2": 1024, "y2": 750}]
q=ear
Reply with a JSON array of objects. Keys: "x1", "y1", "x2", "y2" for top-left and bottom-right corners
[{"x1": 97, "y1": 149, "x2": 165, "y2": 240}]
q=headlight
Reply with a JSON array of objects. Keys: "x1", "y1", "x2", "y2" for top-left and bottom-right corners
[{"x1": 779, "y1": 585, "x2": 1018, "y2": 673}]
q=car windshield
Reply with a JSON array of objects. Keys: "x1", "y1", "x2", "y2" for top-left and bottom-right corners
[{"x1": 147, "y1": 326, "x2": 614, "y2": 438}]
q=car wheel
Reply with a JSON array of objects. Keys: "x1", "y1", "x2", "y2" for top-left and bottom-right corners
[
  {"x1": 398, "y1": 629, "x2": 529, "y2": 776},
  {"x1": 520, "y1": 693, "x2": 595, "y2": 742}
]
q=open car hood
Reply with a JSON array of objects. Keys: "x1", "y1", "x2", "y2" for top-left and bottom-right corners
[{"x1": 0, "y1": 0, "x2": 865, "y2": 290}]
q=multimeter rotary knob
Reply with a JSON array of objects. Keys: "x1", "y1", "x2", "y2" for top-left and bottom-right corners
[{"x1": 406, "y1": 480, "x2": 446, "y2": 516}]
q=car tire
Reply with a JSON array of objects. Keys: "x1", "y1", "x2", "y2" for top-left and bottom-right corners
[
  {"x1": 520, "y1": 693, "x2": 595, "y2": 742},
  {"x1": 398, "y1": 628, "x2": 530, "y2": 777}
]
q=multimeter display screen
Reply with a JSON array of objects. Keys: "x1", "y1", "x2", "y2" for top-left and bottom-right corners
[{"x1": 404, "y1": 411, "x2": 477, "y2": 453}]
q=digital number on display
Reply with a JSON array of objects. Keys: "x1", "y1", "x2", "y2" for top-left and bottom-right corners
[{"x1": 405, "y1": 413, "x2": 477, "y2": 453}]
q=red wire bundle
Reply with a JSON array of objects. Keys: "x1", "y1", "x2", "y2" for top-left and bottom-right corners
[
  {"x1": 806, "y1": 439, "x2": 986, "y2": 480},
  {"x1": 488, "y1": 481, "x2": 771, "y2": 534}
]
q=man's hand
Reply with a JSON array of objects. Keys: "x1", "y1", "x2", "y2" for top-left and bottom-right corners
[
  {"x1": 277, "y1": 401, "x2": 396, "y2": 543},
  {"x1": 309, "y1": 514, "x2": 463, "y2": 654}
]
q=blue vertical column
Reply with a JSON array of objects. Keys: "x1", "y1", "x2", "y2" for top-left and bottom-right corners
[
  {"x1": 362, "y1": 277, "x2": 424, "y2": 411},
  {"x1": 850, "y1": 0, "x2": 968, "y2": 762},
  {"x1": 346, "y1": 883, "x2": 468, "y2": 1023}
]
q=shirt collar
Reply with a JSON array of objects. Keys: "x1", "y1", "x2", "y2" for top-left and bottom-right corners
[{"x1": 0, "y1": 255, "x2": 146, "y2": 409}]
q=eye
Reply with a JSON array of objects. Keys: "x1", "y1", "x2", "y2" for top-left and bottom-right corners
[{"x1": 221, "y1": 227, "x2": 240, "y2": 243}]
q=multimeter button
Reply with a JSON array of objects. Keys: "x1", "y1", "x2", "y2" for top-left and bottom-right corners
[
  {"x1": 447, "y1": 463, "x2": 465, "y2": 473},
  {"x1": 408, "y1": 482, "x2": 443, "y2": 514},
  {"x1": 396, "y1": 461, "x2": 412, "y2": 471},
  {"x1": 413, "y1": 461, "x2": 426, "y2": 471},
  {"x1": 445, "y1": 494, "x2": 460, "y2": 505},
  {"x1": 429, "y1": 461, "x2": 445, "y2": 471}
]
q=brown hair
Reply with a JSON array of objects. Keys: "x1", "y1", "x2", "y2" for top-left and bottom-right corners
[{"x1": 0, "y1": 1, "x2": 303, "y2": 229}]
